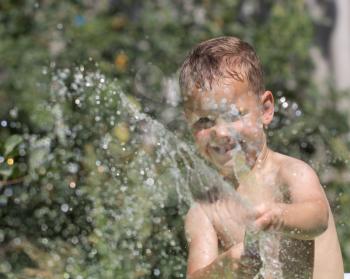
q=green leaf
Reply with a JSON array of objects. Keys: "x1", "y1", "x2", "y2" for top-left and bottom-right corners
[
  {"x1": 4, "y1": 135, "x2": 23, "y2": 156},
  {"x1": 0, "y1": 165, "x2": 13, "y2": 179}
]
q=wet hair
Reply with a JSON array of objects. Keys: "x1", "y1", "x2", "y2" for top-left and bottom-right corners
[{"x1": 179, "y1": 36, "x2": 265, "y2": 98}]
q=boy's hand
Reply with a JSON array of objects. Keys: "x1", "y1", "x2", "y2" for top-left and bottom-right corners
[
  {"x1": 253, "y1": 203, "x2": 285, "y2": 231},
  {"x1": 225, "y1": 242, "x2": 262, "y2": 278}
]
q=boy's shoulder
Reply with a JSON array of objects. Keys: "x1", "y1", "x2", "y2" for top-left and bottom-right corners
[
  {"x1": 272, "y1": 150, "x2": 313, "y2": 168},
  {"x1": 271, "y1": 151, "x2": 320, "y2": 184}
]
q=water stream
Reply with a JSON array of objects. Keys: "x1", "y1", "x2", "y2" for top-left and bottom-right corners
[
  {"x1": 112, "y1": 72, "x2": 283, "y2": 278},
  {"x1": 15, "y1": 67, "x2": 300, "y2": 278}
]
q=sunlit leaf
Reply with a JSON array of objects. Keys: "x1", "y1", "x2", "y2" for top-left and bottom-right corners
[
  {"x1": 0, "y1": 165, "x2": 13, "y2": 179},
  {"x1": 4, "y1": 135, "x2": 23, "y2": 156}
]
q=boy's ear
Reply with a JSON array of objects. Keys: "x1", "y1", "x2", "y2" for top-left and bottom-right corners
[{"x1": 260, "y1": 90, "x2": 274, "y2": 126}]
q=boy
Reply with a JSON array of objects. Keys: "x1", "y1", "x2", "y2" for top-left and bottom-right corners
[{"x1": 179, "y1": 37, "x2": 343, "y2": 278}]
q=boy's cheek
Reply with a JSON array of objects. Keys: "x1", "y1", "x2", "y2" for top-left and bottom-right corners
[
  {"x1": 240, "y1": 122, "x2": 264, "y2": 140},
  {"x1": 193, "y1": 131, "x2": 210, "y2": 154},
  {"x1": 193, "y1": 129, "x2": 210, "y2": 143},
  {"x1": 194, "y1": 129, "x2": 210, "y2": 149}
]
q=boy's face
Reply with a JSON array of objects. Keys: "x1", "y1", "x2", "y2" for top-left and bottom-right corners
[{"x1": 184, "y1": 78, "x2": 274, "y2": 179}]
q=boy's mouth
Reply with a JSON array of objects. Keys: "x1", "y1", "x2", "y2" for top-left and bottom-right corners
[
  {"x1": 207, "y1": 143, "x2": 236, "y2": 162},
  {"x1": 210, "y1": 145, "x2": 231, "y2": 154},
  {"x1": 207, "y1": 140, "x2": 251, "y2": 166}
]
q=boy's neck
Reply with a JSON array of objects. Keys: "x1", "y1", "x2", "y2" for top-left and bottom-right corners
[{"x1": 252, "y1": 140, "x2": 270, "y2": 171}]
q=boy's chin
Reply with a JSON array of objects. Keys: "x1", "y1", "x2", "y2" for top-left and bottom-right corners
[
  {"x1": 217, "y1": 157, "x2": 254, "y2": 178},
  {"x1": 218, "y1": 165, "x2": 234, "y2": 178},
  {"x1": 211, "y1": 160, "x2": 235, "y2": 176},
  {"x1": 200, "y1": 151, "x2": 253, "y2": 177},
  {"x1": 216, "y1": 165, "x2": 241, "y2": 187}
]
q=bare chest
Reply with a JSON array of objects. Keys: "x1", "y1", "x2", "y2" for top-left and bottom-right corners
[{"x1": 202, "y1": 175, "x2": 284, "y2": 249}]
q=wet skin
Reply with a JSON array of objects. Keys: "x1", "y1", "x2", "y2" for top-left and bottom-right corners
[
  {"x1": 184, "y1": 78, "x2": 343, "y2": 279},
  {"x1": 184, "y1": 78, "x2": 268, "y2": 182}
]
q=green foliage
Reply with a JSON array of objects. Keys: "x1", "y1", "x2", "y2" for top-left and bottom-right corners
[{"x1": 0, "y1": 0, "x2": 349, "y2": 277}]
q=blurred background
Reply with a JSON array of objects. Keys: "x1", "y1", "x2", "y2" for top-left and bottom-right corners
[{"x1": 0, "y1": 0, "x2": 349, "y2": 278}]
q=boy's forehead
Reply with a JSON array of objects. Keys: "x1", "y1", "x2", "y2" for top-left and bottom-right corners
[{"x1": 184, "y1": 79, "x2": 254, "y2": 112}]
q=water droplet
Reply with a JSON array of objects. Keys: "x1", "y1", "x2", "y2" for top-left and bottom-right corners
[
  {"x1": 61, "y1": 204, "x2": 69, "y2": 212},
  {"x1": 1, "y1": 120, "x2": 7, "y2": 127},
  {"x1": 146, "y1": 178, "x2": 154, "y2": 186},
  {"x1": 153, "y1": 269, "x2": 160, "y2": 276},
  {"x1": 42, "y1": 238, "x2": 49, "y2": 245},
  {"x1": 9, "y1": 108, "x2": 18, "y2": 118},
  {"x1": 292, "y1": 102, "x2": 298, "y2": 110},
  {"x1": 68, "y1": 163, "x2": 79, "y2": 173},
  {"x1": 71, "y1": 236, "x2": 79, "y2": 244},
  {"x1": 4, "y1": 188, "x2": 13, "y2": 197},
  {"x1": 41, "y1": 224, "x2": 48, "y2": 232}
]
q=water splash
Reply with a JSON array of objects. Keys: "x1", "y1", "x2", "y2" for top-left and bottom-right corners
[
  {"x1": 117, "y1": 74, "x2": 284, "y2": 278},
  {"x1": 3, "y1": 67, "x2": 285, "y2": 278}
]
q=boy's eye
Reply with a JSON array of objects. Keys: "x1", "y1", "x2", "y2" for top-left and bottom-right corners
[
  {"x1": 193, "y1": 117, "x2": 215, "y2": 130},
  {"x1": 221, "y1": 111, "x2": 247, "y2": 122}
]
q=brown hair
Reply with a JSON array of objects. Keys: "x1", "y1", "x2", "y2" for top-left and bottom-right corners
[{"x1": 179, "y1": 36, "x2": 264, "y2": 98}]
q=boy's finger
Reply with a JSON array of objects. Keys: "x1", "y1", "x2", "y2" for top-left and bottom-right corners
[
  {"x1": 228, "y1": 242, "x2": 244, "y2": 259},
  {"x1": 254, "y1": 214, "x2": 271, "y2": 230},
  {"x1": 253, "y1": 203, "x2": 269, "y2": 217}
]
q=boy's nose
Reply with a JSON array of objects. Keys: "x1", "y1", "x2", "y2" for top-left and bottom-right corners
[{"x1": 210, "y1": 125, "x2": 237, "y2": 145}]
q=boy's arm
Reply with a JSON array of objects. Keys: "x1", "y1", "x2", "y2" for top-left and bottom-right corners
[
  {"x1": 254, "y1": 160, "x2": 329, "y2": 240},
  {"x1": 185, "y1": 204, "x2": 260, "y2": 279},
  {"x1": 185, "y1": 204, "x2": 220, "y2": 278}
]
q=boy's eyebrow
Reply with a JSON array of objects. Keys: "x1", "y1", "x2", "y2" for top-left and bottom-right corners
[
  {"x1": 200, "y1": 106, "x2": 246, "y2": 116},
  {"x1": 186, "y1": 113, "x2": 200, "y2": 126},
  {"x1": 187, "y1": 112, "x2": 215, "y2": 126},
  {"x1": 187, "y1": 106, "x2": 250, "y2": 126},
  {"x1": 188, "y1": 114, "x2": 210, "y2": 126}
]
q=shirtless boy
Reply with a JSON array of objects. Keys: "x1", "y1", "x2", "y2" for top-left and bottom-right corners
[{"x1": 179, "y1": 37, "x2": 343, "y2": 279}]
